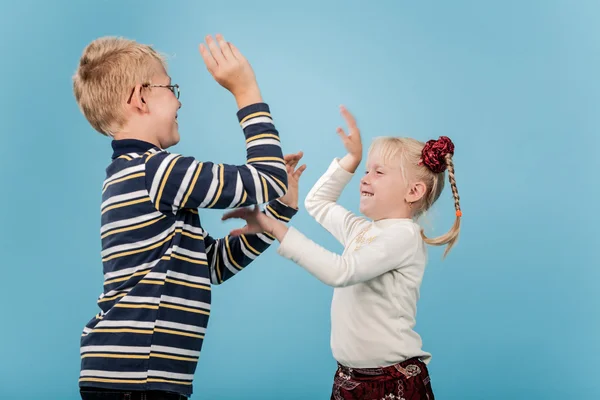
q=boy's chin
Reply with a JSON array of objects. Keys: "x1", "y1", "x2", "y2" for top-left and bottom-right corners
[
  {"x1": 170, "y1": 133, "x2": 180, "y2": 146},
  {"x1": 161, "y1": 131, "x2": 180, "y2": 149}
]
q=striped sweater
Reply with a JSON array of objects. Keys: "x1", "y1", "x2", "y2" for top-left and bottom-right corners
[{"x1": 79, "y1": 103, "x2": 296, "y2": 397}]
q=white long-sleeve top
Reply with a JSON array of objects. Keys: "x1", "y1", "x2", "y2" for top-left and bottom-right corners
[{"x1": 277, "y1": 158, "x2": 431, "y2": 368}]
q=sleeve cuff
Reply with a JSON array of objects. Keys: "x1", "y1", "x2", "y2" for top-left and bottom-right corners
[
  {"x1": 330, "y1": 158, "x2": 355, "y2": 181},
  {"x1": 237, "y1": 102, "x2": 270, "y2": 122},
  {"x1": 276, "y1": 226, "x2": 305, "y2": 260},
  {"x1": 265, "y1": 199, "x2": 298, "y2": 222}
]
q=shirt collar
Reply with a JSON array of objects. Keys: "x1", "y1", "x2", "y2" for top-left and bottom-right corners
[{"x1": 111, "y1": 139, "x2": 159, "y2": 160}]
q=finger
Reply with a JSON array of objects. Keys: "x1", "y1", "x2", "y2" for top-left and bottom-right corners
[
  {"x1": 290, "y1": 151, "x2": 303, "y2": 165},
  {"x1": 293, "y1": 164, "x2": 307, "y2": 180},
  {"x1": 229, "y1": 226, "x2": 249, "y2": 236},
  {"x1": 284, "y1": 151, "x2": 302, "y2": 160},
  {"x1": 198, "y1": 43, "x2": 218, "y2": 72},
  {"x1": 216, "y1": 34, "x2": 233, "y2": 60},
  {"x1": 221, "y1": 208, "x2": 248, "y2": 221},
  {"x1": 283, "y1": 153, "x2": 297, "y2": 164},
  {"x1": 228, "y1": 42, "x2": 244, "y2": 60},
  {"x1": 284, "y1": 154, "x2": 300, "y2": 172},
  {"x1": 205, "y1": 34, "x2": 225, "y2": 65},
  {"x1": 336, "y1": 127, "x2": 348, "y2": 141},
  {"x1": 227, "y1": 43, "x2": 237, "y2": 60},
  {"x1": 340, "y1": 105, "x2": 358, "y2": 133},
  {"x1": 287, "y1": 156, "x2": 300, "y2": 170}
]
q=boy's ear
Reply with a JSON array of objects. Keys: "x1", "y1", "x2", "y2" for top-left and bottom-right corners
[{"x1": 126, "y1": 84, "x2": 148, "y2": 112}]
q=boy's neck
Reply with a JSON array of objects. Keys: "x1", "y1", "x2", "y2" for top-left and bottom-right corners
[
  {"x1": 111, "y1": 137, "x2": 160, "y2": 160},
  {"x1": 113, "y1": 131, "x2": 162, "y2": 149}
]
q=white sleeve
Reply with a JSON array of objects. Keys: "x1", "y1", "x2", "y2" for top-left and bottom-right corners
[
  {"x1": 304, "y1": 158, "x2": 369, "y2": 246},
  {"x1": 277, "y1": 225, "x2": 419, "y2": 287}
]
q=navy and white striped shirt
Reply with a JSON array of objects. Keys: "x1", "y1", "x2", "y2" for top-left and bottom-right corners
[{"x1": 79, "y1": 103, "x2": 296, "y2": 396}]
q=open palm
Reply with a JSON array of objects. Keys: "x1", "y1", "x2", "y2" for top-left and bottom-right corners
[
  {"x1": 278, "y1": 151, "x2": 307, "y2": 209},
  {"x1": 221, "y1": 206, "x2": 273, "y2": 236},
  {"x1": 336, "y1": 106, "x2": 362, "y2": 161},
  {"x1": 221, "y1": 151, "x2": 306, "y2": 236}
]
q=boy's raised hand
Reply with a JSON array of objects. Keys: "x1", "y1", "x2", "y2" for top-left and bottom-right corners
[
  {"x1": 220, "y1": 151, "x2": 305, "y2": 237},
  {"x1": 199, "y1": 34, "x2": 260, "y2": 108},
  {"x1": 278, "y1": 151, "x2": 306, "y2": 209}
]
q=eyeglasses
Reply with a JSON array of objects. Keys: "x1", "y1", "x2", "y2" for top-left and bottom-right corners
[
  {"x1": 143, "y1": 83, "x2": 180, "y2": 99},
  {"x1": 127, "y1": 83, "x2": 180, "y2": 103}
]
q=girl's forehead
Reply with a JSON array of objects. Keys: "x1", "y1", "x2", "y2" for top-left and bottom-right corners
[
  {"x1": 367, "y1": 154, "x2": 400, "y2": 169},
  {"x1": 366, "y1": 152, "x2": 384, "y2": 165}
]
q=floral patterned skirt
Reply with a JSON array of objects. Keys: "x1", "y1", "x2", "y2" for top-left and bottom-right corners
[{"x1": 330, "y1": 358, "x2": 434, "y2": 400}]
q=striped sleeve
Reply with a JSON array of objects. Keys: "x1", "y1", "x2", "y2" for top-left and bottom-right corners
[
  {"x1": 144, "y1": 103, "x2": 288, "y2": 213},
  {"x1": 204, "y1": 200, "x2": 298, "y2": 285}
]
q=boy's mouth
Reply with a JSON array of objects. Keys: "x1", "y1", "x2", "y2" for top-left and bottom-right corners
[{"x1": 361, "y1": 191, "x2": 374, "y2": 197}]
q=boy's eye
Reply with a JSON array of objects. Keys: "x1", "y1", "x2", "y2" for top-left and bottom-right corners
[{"x1": 376, "y1": 170, "x2": 383, "y2": 175}]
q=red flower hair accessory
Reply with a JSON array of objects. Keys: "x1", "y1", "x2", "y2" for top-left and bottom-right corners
[{"x1": 420, "y1": 136, "x2": 455, "y2": 173}]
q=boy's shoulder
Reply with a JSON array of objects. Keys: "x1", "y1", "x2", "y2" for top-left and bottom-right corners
[
  {"x1": 105, "y1": 140, "x2": 166, "y2": 175},
  {"x1": 104, "y1": 150, "x2": 156, "y2": 176}
]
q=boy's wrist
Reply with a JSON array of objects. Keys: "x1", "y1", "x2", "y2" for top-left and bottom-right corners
[
  {"x1": 234, "y1": 83, "x2": 262, "y2": 109},
  {"x1": 267, "y1": 199, "x2": 299, "y2": 220},
  {"x1": 280, "y1": 201, "x2": 297, "y2": 209},
  {"x1": 237, "y1": 101, "x2": 270, "y2": 123},
  {"x1": 277, "y1": 196, "x2": 298, "y2": 210}
]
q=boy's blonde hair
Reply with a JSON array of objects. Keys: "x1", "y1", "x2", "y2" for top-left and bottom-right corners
[
  {"x1": 368, "y1": 136, "x2": 461, "y2": 258},
  {"x1": 73, "y1": 37, "x2": 167, "y2": 136}
]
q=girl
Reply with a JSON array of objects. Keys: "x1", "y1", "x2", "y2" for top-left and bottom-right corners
[{"x1": 223, "y1": 106, "x2": 461, "y2": 400}]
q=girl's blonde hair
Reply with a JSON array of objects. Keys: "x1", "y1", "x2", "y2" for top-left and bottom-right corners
[{"x1": 368, "y1": 136, "x2": 461, "y2": 257}]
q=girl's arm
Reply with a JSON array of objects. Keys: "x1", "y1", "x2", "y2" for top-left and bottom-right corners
[
  {"x1": 304, "y1": 106, "x2": 368, "y2": 246},
  {"x1": 222, "y1": 208, "x2": 419, "y2": 288},
  {"x1": 272, "y1": 222, "x2": 418, "y2": 287},
  {"x1": 303, "y1": 156, "x2": 368, "y2": 246}
]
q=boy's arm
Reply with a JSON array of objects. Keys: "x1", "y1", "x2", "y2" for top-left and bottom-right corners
[
  {"x1": 204, "y1": 151, "x2": 305, "y2": 284},
  {"x1": 204, "y1": 200, "x2": 297, "y2": 284},
  {"x1": 144, "y1": 102, "x2": 288, "y2": 213}
]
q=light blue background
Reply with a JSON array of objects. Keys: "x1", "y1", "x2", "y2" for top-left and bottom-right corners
[{"x1": 0, "y1": 0, "x2": 598, "y2": 399}]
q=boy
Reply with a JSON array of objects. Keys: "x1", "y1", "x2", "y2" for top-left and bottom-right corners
[{"x1": 73, "y1": 34, "x2": 304, "y2": 399}]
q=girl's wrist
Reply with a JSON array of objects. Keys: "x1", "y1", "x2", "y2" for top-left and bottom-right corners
[
  {"x1": 269, "y1": 219, "x2": 289, "y2": 242},
  {"x1": 339, "y1": 153, "x2": 362, "y2": 173}
]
